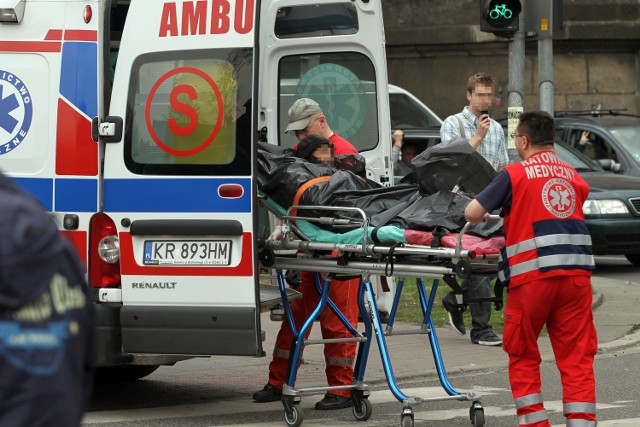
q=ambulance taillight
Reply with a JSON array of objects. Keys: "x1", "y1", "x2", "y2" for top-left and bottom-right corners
[{"x1": 89, "y1": 213, "x2": 121, "y2": 288}]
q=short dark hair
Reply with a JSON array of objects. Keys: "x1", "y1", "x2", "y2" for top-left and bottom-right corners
[
  {"x1": 518, "y1": 111, "x2": 555, "y2": 146},
  {"x1": 401, "y1": 141, "x2": 418, "y2": 153},
  {"x1": 467, "y1": 72, "x2": 494, "y2": 93},
  {"x1": 295, "y1": 134, "x2": 333, "y2": 162}
]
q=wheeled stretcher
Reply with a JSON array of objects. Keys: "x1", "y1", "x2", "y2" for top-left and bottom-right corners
[{"x1": 258, "y1": 195, "x2": 505, "y2": 427}]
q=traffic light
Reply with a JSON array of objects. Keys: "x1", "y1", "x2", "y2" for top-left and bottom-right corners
[{"x1": 480, "y1": 0, "x2": 522, "y2": 36}]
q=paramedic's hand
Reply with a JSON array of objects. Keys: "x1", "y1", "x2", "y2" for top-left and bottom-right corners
[
  {"x1": 464, "y1": 199, "x2": 488, "y2": 224},
  {"x1": 268, "y1": 225, "x2": 284, "y2": 241}
]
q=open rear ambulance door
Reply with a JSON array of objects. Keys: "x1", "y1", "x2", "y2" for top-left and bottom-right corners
[
  {"x1": 258, "y1": 0, "x2": 392, "y2": 185},
  {"x1": 101, "y1": 0, "x2": 262, "y2": 357}
]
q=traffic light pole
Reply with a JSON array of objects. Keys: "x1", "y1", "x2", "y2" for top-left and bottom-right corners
[
  {"x1": 538, "y1": 34, "x2": 554, "y2": 115},
  {"x1": 529, "y1": 0, "x2": 557, "y2": 115},
  {"x1": 508, "y1": 10, "x2": 525, "y2": 111},
  {"x1": 507, "y1": 0, "x2": 525, "y2": 161}
]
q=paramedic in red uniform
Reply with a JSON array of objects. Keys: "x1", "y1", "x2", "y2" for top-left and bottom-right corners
[
  {"x1": 465, "y1": 111, "x2": 597, "y2": 427},
  {"x1": 252, "y1": 98, "x2": 360, "y2": 410}
]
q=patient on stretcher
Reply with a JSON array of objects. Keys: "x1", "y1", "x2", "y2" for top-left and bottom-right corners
[{"x1": 258, "y1": 138, "x2": 503, "y2": 246}]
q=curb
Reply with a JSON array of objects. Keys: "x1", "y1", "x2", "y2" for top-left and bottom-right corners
[{"x1": 592, "y1": 289, "x2": 604, "y2": 311}]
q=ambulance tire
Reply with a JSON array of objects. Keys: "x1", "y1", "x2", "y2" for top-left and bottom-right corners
[
  {"x1": 94, "y1": 365, "x2": 160, "y2": 382},
  {"x1": 624, "y1": 254, "x2": 640, "y2": 266}
]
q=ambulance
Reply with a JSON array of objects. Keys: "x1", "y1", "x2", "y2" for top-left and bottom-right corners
[{"x1": 0, "y1": 0, "x2": 392, "y2": 379}]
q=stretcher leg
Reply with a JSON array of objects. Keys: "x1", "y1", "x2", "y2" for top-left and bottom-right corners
[
  {"x1": 369, "y1": 276, "x2": 484, "y2": 427},
  {"x1": 348, "y1": 276, "x2": 374, "y2": 422},
  {"x1": 312, "y1": 275, "x2": 359, "y2": 337},
  {"x1": 277, "y1": 271, "x2": 372, "y2": 426}
]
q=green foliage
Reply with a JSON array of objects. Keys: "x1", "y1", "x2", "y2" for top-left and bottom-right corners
[{"x1": 392, "y1": 277, "x2": 507, "y2": 333}]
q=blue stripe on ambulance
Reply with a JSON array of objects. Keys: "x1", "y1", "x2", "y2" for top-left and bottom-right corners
[
  {"x1": 55, "y1": 179, "x2": 98, "y2": 212},
  {"x1": 13, "y1": 178, "x2": 99, "y2": 212},
  {"x1": 103, "y1": 178, "x2": 251, "y2": 213},
  {"x1": 60, "y1": 42, "x2": 97, "y2": 118},
  {"x1": 13, "y1": 178, "x2": 53, "y2": 211}
]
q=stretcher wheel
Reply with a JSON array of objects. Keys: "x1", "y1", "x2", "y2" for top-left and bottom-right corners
[
  {"x1": 259, "y1": 248, "x2": 275, "y2": 267},
  {"x1": 352, "y1": 397, "x2": 372, "y2": 421},
  {"x1": 470, "y1": 401, "x2": 485, "y2": 426},
  {"x1": 284, "y1": 403, "x2": 303, "y2": 427},
  {"x1": 400, "y1": 407, "x2": 414, "y2": 427},
  {"x1": 454, "y1": 260, "x2": 472, "y2": 279}
]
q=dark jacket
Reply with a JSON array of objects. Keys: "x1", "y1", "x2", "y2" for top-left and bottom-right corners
[{"x1": 0, "y1": 171, "x2": 95, "y2": 427}]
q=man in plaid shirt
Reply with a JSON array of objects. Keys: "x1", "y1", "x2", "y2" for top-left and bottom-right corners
[{"x1": 439, "y1": 72, "x2": 508, "y2": 346}]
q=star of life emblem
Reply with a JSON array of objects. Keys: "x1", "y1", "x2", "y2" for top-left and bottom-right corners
[
  {"x1": 0, "y1": 70, "x2": 32, "y2": 155},
  {"x1": 541, "y1": 178, "x2": 576, "y2": 218}
]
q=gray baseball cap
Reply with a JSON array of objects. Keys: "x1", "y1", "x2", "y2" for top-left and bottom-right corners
[{"x1": 285, "y1": 98, "x2": 323, "y2": 133}]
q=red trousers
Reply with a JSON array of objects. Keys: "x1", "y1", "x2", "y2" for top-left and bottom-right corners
[
  {"x1": 503, "y1": 275, "x2": 597, "y2": 427},
  {"x1": 267, "y1": 271, "x2": 360, "y2": 397}
]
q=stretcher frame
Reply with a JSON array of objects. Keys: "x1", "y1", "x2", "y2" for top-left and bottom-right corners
[{"x1": 258, "y1": 196, "x2": 502, "y2": 427}]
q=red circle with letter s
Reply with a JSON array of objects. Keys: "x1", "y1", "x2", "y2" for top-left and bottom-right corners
[{"x1": 145, "y1": 66, "x2": 223, "y2": 157}]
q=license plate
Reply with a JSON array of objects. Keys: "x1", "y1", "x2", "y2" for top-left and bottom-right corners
[{"x1": 143, "y1": 240, "x2": 232, "y2": 266}]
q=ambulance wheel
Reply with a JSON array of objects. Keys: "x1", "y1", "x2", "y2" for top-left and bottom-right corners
[
  {"x1": 352, "y1": 397, "x2": 372, "y2": 421},
  {"x1": 284, "y1": 404, "x2": 303, "y2": 427},
  {"x1": 400, "y1": 407, "x2": 414, "y2": 427},
  {"x1": 469, "y1": 402, "x2": 485, "y2": 426},
  {"x1": 94, "y1": 365, "x2": 160, "y2": 382},
  {"x1": 625, "y1": 254, "x2": 640, "y2": 266}
]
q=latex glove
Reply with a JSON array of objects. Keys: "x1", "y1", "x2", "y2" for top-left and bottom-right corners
[{"x1": 268, "y1": 225, "x2": 284, "y2": 241}]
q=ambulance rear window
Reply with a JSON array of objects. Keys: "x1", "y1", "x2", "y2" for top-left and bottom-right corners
[
  {"x1": 124, "y1": 49, "x2": 252, "y2": 176},
  {"x1": 274, "y1": 3, "x2": 358, "y2": 38},
  {"x1": 278, "y1": 52, "x2": 379, "y2": 152}
]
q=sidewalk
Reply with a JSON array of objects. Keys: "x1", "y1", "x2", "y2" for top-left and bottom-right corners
[{"x1": 254, "y1": 276, "x2": 640, "y2": 388}]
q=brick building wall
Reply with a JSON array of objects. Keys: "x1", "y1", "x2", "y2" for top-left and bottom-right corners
[{"x1": 383, "y1": 0, "x2": 640, "y2": 120}]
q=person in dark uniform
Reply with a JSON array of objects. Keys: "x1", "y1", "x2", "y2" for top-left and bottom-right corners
[{"x1": 0, "y1": 170, "x2": 95, "y2": 427}]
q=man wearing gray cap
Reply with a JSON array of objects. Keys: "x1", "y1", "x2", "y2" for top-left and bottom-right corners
[
  {"x1": 253, "y1": 98, "x2": 360, "y2": 410},
  {"x1": 285, "y1": 98, "x2": 357, "y2": 156}
]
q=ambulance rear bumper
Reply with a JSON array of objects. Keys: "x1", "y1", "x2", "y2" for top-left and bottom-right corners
[
  {"x1": 94, "y1": 302, "x2": 133, "y2": 366},
  {"x1": 119, "y1": 305, "x2": 261, "y2": 356}
]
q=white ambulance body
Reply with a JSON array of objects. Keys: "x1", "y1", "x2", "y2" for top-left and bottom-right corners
[{"x1": 0, "y1": 0, "x2": 392, "y2": 378}]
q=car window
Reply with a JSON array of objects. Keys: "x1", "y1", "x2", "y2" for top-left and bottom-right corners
[
  {"x1": 389, "y1": 93, "x2": 441, "y2": 128},
  {"x1": 554, "y1": 141, "x2": 602, "y2": 172},
  {"x1": 567, "y1": 128, "x2": 613, "y2": 162},
  {"x1": 610, "y1": 125, "x2": 640, "y2": 167}
]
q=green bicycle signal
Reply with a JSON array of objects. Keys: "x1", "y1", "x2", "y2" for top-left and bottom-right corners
[
  {"x1": 480, "y1": 0, "x2": 521, "y2": 33},
  {"x1": 489, "y1": 3, "x2": 512, "y2": 20}
]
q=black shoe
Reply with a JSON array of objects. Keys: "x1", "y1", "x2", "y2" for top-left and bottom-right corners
[
  {"x1": 252, "y1": 383, "x2": 282, "y2": 402},
  {"x1": 471, "y1": 330, "x2": 502, "y2": 346},
  {"x1": 314, "y1": 393, "x2": 353, "y2": 410},
  {"x1": 442, "y1": 299, "x2": 466, "y2": 335}
]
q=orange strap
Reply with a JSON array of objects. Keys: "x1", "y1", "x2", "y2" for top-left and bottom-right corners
[{"x1": 291, "y1": 176, "x2": 332, "y2": 217}]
